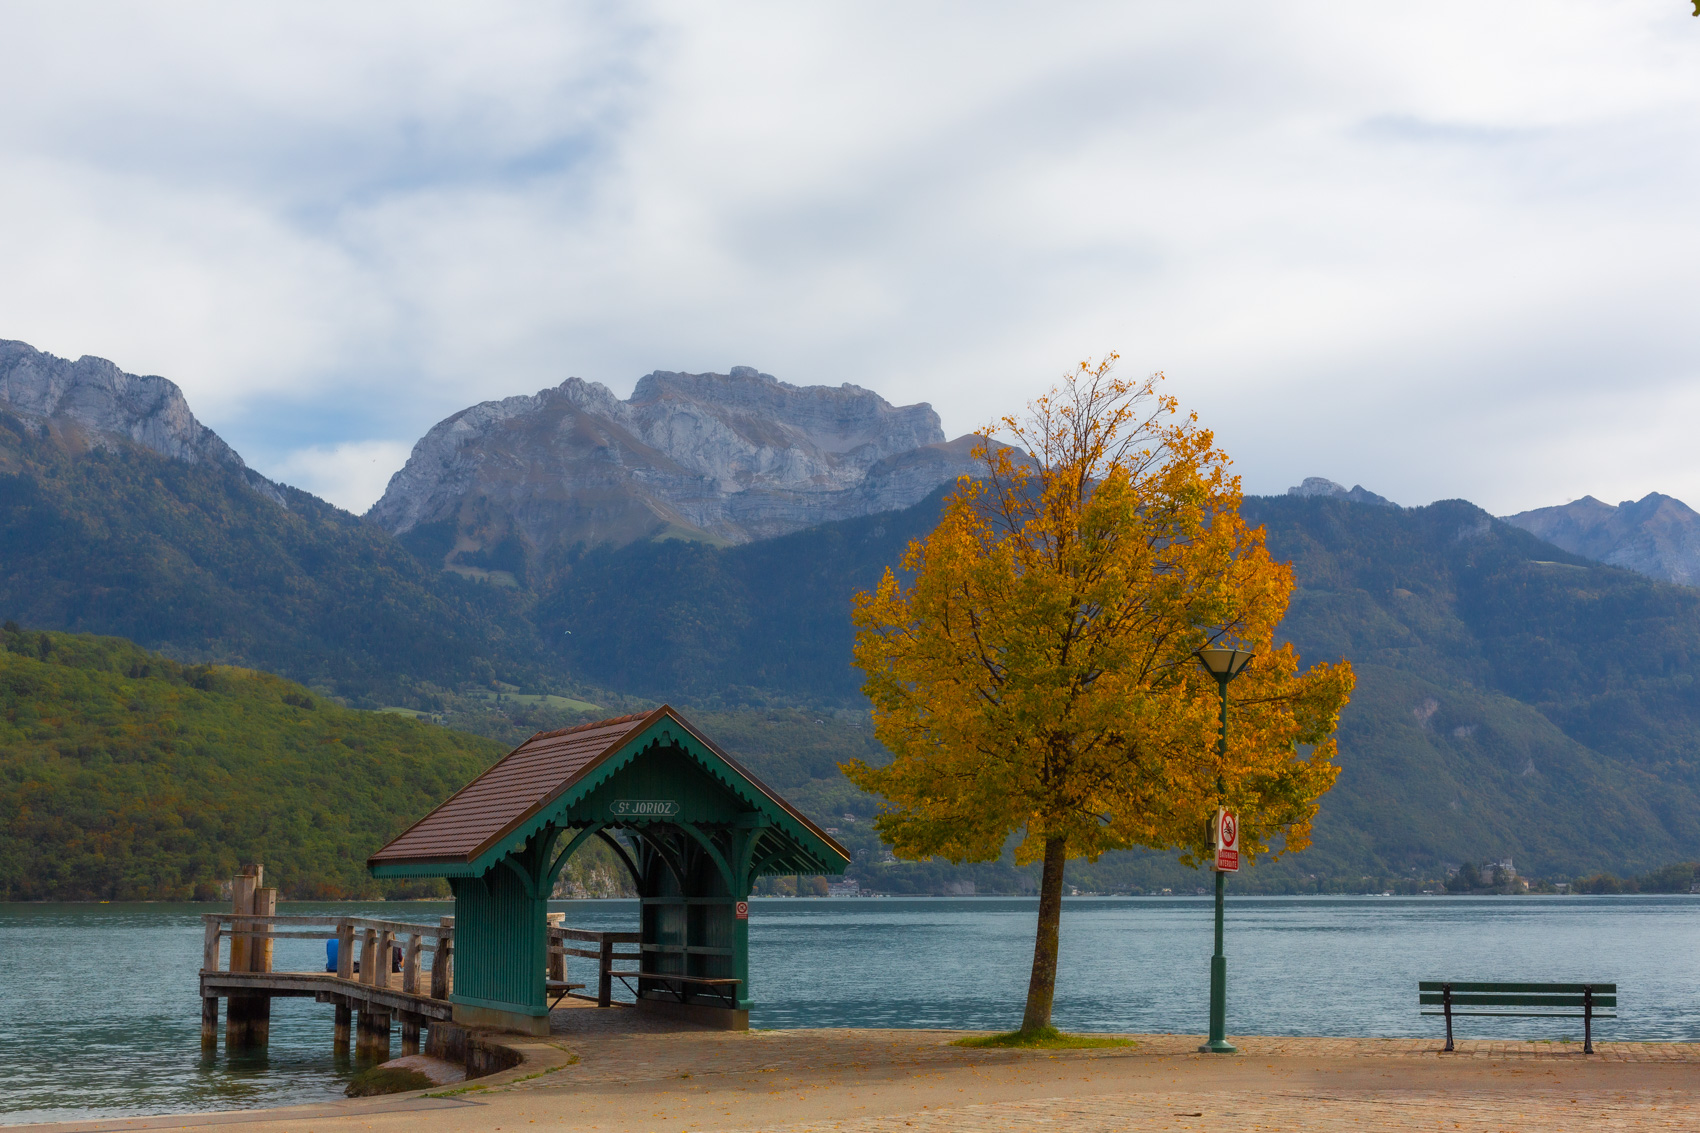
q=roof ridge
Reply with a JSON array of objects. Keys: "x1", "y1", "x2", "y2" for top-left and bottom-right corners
[{"x1": 532, "y1": 711, "x2": 654, "y2": 741}]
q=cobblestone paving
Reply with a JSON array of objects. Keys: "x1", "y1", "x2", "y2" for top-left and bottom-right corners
[{"x1": 710, "y1": 1089, "x2": 1699, "y2": 1132}]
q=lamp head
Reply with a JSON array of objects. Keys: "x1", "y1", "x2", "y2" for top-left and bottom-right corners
[{"x1": 1196, "y1": 646, "x2": 1255, "y2": 680}]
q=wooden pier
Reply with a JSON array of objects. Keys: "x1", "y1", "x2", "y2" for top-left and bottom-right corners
[{"x1": 199, "y1": 868, "x2": 639, "y2": 1060}]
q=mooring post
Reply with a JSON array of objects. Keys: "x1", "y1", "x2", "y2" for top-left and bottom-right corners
[
  {"x1": 201, "y1": 915, "x2": 222, "y2": 1048},
  {"x1": 246, "y1": 886, "x2": 276, "y2": 1047},
  {"x1": 226, "y1": 865, "x2": 263, "y2": 1050},
  {"x1": 336, "y1": 919, "x2": 354, "y2": 981}
]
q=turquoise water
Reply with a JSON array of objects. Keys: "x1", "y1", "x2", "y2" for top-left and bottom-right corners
[{"x1": 2, "y1": 895, "x2": 1697, "y2": 1124}]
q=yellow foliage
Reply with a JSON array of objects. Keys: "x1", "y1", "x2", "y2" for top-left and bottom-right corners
[{"x1": 845, "y1": 356, "x2": 1354, "y2": 871}]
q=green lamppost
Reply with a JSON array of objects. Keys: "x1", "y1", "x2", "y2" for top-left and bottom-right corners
[{"x1": 1195, "y1": 645, "x2": 1254, "y2": 1054}]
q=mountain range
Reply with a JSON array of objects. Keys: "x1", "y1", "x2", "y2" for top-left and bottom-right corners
[
  {"x1": 5, "y1": 336, "x2": 1700, "y2": 893},
  {"x1": 368, "y1": 365, "x2": 986, "y2": 585},
  {"x1": 1504, "y1": 493, "x2": 1700, "y2": 586}
]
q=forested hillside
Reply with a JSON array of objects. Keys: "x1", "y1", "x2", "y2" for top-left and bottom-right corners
[
  {"x1": 0, "y1": 627, "x2": 506, "y2": 900},
  {"x1": 0, "y1": 413, "x2": 549, "y2": 707}
]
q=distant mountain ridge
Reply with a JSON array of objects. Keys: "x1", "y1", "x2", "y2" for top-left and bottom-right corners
[
  {"x1": 1504, "y1": 493, "x2": 1700, "y2": 586},
  {"x1": 367, "y1": 366, "x2": 985, "y2": 577}
]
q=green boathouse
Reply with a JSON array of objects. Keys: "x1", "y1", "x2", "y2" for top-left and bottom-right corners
[{"x1": 368, "y1": 706, "x2": 850, "y2": 1033}]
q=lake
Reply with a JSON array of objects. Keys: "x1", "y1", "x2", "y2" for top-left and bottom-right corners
[{"x1": 2, "y1": 895, "x2": 1696, "y2": 1124}]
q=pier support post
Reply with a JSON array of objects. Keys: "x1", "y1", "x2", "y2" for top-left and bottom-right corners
[
  {"x1": 356, "y1": 1009, "x2": 391, "y2": 1061},
  {"x1": 334, "y1": 1000, "x2": 352, "y2": 1047},
  {"x1": 201, "y1": 996, "x2": 219, "y2": 1047},
  {"x1": 400, "y1": 1013, "x2": 420, "y2": 1056}
]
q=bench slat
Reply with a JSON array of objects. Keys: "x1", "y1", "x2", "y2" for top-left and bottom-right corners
[
  {"x1": 1418, "y1": 982, "x2": 1615, "y2": 994},
  {"x1": 1420, "y1": 994, "x2": 1616, "y2": 1008},
  {"x1": 1421, "y1": 1007, "x2": 1618, "y2": 1013}
]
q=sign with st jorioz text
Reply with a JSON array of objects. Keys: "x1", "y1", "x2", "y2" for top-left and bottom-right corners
[
  {"x1": 609, "y1": 799, "x2": 681, "y2": 818},
  {"x1": 1213, "y1": 808, "x2": 1240, "y2": 872}
]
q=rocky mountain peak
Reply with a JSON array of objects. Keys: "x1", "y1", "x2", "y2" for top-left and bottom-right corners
[
  {"x1": 1504, "y1": 492, "x2": 1700, "y2": 586},
  {"x1": 0, "y1": 340, "x2": 234, "y2": 465},
  {"x1": 1286, "y1": 476, "x2": 1397, "y2": 507},
  {"x1": 0, "y1": 339, "x2": 283, "y2": 503},
  {"x1": 368, "y1": 367, "x2": 983, "y2": 580}
]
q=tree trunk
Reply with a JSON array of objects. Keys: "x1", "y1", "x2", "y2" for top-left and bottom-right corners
[{"x1": 1019, "y1": 835, "x2": 1069, "y2": 1033}]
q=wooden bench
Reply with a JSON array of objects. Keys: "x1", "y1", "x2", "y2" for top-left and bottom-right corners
[
  {"x1": 1420, "y1": 981, "x2": 1616, "y2": 1053},
  {"x1": 546, "y1": 979, "x2": 587, "y2": 1009},
  {"x1": 613, "y1": 970, "x2": 742, "y2": 1008}
]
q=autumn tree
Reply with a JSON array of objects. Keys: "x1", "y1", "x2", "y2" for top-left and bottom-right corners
[{"x1": 845, "y1": 357, "x2": 1354, "y2": 1035}]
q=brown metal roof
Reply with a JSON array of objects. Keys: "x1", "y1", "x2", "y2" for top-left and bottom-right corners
[
  {"x1": 367, "y1": 705, "x2": 848, "y2": 872},
  {"x1": 368, "y1": 709, "x2": 658, "y2": 866}
]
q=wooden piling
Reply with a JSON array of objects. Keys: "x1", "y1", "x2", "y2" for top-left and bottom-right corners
[
  {"x1": 227, "y1": 865, "x2": 268, "y2": 1050},
  {"x1": 201, "y1": 996, "x2": 219, "y2": 1046},
  {"x1": 356, "y1": 1009, "x2": 391, "y2": 1061},
  {"x1": 334, "y1": 999, "x2": 352, "y2": 1047},
  {"x1": 400, "y1": 1013, "x2": 420, "y2": 1055}
]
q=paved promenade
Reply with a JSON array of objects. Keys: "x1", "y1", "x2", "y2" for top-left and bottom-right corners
[{"x1": 21, "y1": 1002, "x2": 1700, "y2": 1133}]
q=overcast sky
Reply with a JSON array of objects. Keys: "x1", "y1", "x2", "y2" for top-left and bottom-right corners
[{"x1": 2, "y1": 2, "x2": 1697, "y2": 515}]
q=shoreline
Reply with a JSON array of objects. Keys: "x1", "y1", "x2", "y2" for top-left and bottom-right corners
[{"x1": 9, "y1": 1025, "x2": 1699, "y2": 1133}]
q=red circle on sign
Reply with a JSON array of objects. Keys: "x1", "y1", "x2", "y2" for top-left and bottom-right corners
[
  {"x1": 1220, "y1": 813, "x2": 1237, "y2": 847},
  {"x1": 735, "y1": 901, "x2": 749, "y2": 919}
]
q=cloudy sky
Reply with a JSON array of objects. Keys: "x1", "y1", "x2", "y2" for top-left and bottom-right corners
[{"x1": 1, "y1": 2, "x2": 1696, "y2": 514}]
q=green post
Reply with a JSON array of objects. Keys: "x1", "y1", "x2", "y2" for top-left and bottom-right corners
[{"x1": 1199, "y1": 666, "x2": 1237, "y2": 1054}]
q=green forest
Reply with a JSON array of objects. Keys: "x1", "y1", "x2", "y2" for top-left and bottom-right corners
[{"x1": 0, "y1": 626, "x2": 504, "y2": 900}]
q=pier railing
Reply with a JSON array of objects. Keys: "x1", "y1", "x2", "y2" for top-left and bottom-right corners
[
  {"x1": 202, "y1": 913, "x2": 640, "y2": 1005},
  {"x1": 549, "y1": 923, "x2": 641, "y2": 1006},
  {"x1": 201, "y1": 913, "x2": 456, "y2": 998}
]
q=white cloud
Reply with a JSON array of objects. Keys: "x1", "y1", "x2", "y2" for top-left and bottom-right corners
[
  {"x1": 268, "y1": 441, "x2": 415, "y2": 515},
  {"x1": 0, "y1": 1, "x2": 1696, "y2": 514}
]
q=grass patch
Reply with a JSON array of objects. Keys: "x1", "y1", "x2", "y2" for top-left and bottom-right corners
[
  {"x1": 345, "y1": 1067, "x2": 434, "y2": 1097},
  {"x1": 952, "y1": 1026, "x2": 1136, "y2": 1050}
]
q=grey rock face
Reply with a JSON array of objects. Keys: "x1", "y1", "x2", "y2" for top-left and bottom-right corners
[
  {"x1": 1286, "y1": 476, "x2": 1398, "y2": 507},
  {"x1": 1503, "y1": 494, "x2": 1700, "y2": 585},
  {"x1": 369, "y1": 367, "x2": 986, "y2": 560},
  {"x1": 0, "y1": 339, "x2": 283, "y2": 503}
]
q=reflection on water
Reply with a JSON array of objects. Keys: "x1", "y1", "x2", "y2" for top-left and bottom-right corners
[{"x1": 2, "y1": 895, "x2": 1697, "y2": 1123}]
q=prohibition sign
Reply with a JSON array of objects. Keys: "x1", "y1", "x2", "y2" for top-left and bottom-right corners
[{"x1": 735, "y1": 900, "x2": 749, "y2": 920}]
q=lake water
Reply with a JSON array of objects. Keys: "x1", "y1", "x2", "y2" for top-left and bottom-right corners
[{"x1": 2, "y1": 895, "x2": 1697, "y2": 1124}]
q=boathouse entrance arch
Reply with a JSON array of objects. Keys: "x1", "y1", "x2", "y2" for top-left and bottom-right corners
[{"x1": 368, "y1": 707, "x2": 850, "y2": 1034}]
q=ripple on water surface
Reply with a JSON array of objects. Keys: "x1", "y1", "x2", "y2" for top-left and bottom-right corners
[{"x1": 2, "y1": 895, "x2": 1697, "y2": 1123}]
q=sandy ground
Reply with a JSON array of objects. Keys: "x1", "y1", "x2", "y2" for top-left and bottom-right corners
[{"x1": 20, "y1": 1002, "x2": 1700, "y2": 1133}]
